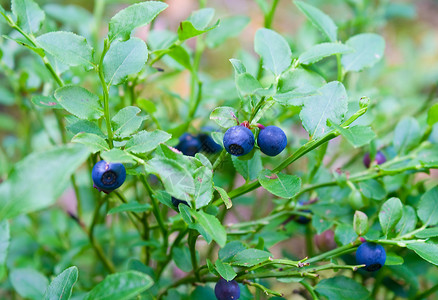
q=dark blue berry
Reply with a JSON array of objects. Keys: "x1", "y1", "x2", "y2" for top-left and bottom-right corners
[
  {"x1": 356, "y1": 242, "x2": 386, "y2": 272},
  {"x1": 363, "y1": 151, "x2": 386, "y2": 168},
  {"x1": 92, "y1": 160, "x2": 126, "y2": 193},
  {"x1": 257, "y1": 126, "x2": 287, "y2": 156},
  {"x1": 223, "y1": 126, "x2": 254, "y2": 156},
  {"x1": 214, "y1": 278, "x2": 240, "y2": 300},
  {"x1": 176, "y1": 133, "x2": 202, "y2": 156},
  {"x1": 199, "y1": 133, "x2": 222, "y2": 153},
  {"x1": 171, "y1": 197, "x2": 189, "y2": 209}
]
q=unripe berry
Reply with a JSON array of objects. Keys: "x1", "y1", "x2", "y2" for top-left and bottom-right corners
[{"x1": 92, "y1": 160, "x2": 126, "y2": 193}]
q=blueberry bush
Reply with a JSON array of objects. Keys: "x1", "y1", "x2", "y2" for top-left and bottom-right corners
[{"x1": 0, "y1": 0, "x2": 438, "y2": 299}]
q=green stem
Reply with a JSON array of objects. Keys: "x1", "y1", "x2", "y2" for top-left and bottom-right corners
[
  {"x1": 212, "y1": 149, "x2": 227, "y2": 171},
  {"x1": 301, "y1": 280, "x2": 320, "y2": 300},
  {"x1": 188, "y1": 229, "x2": 200, "y2": 281},
  {"x1": 414, "y1": 283, "x2": 438, "y2": 300},
  {"x1": 336, "y1": 54, "x2": 344, "y2": 82},
  {"x1": 264, "y1": 0, "x2": 280, "y2": 28},
  {"x1": 306, "y1": 241, "x2": 360, "y2": 264},
  {"x1": 98, "y1": 39, "x2": 114, "y2": 148},
  {"x1": 245, "y1": 281, "x2": 283, "y2": 297}
]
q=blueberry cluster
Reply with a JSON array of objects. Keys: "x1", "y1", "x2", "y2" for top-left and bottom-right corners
[
  {"x1": 356, "y1": 242, "x2": 386, "y2": 272},
  {"x1": 223, "y1": 124, "x2": 287, "y2": 157},
  {"x1": 214, "y1": 278, "x2": 240, "y2": 300},
  {"x1": 92, "y1": 160, "x2": 126, "y2": 193},
  {"x1": 363, "y1": 151, "x2": 386, "y2": 168},
  {"x1": 176, "y1": 132, "x2": 222, "y2": 156}
]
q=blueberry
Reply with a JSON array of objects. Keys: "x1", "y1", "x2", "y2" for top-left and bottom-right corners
[
  {"x1": 356, "y1": 242, "x2": 386, "y2": 272},
  {"x1": 295, "y1": 210, "x2": 311, "y2": 225},
  {"x1": 171, "y1": 197, "x2": 189, "y2": 209},
  {"x1": 199, "y1": 133, "x2": 222, "y2": 154},
  {"x1": 257, "y1": 126, "x2": 287, "y2": 156},
  {"x1": 214, "y1": 278, "x2": 240, "y2": 300},
  {"x1": 223, "y1": 126, "x2": 254, "y2": 156},
  {"x1": 92, "y1": 160, "x2": 126, "y2": 193},
  {"x1": 176, "y1": 133, "x2": 202, "y2": 156},
  {"x1": 363, "y1": 151, "x2": 386, "y2": 168}
]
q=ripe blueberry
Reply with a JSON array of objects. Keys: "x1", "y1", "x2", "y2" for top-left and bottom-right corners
[
  {"x1": 356, "y1": 242, "x2": 386, "y2": 272},
  {"x1": 223, "y1": 126, "x2": 254, "y2": 156},
  {"x1": 199, "y1": 133, "x2": 222, "y2": 154},
  {"x1": 176, "y1": 133, "x2": 202, "y2": 156},
  {"x1": 257, "y1": 126, "x2": 287, "y2": 156},
  {"x1": 171, "y1": 197, "x2": 189, "y2": 209},
  {"x1": 92, "y1": 160, "x2": 126, "y2": 193},
  {"x1": 363, "y1": 151, "x2": 386, "y2": 168},
  {"x1": 214, "y1": 278, "x2": 240, "y2": 300}
]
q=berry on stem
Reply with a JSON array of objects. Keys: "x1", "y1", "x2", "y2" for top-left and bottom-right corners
[
  {"x1": 199, "y1": 133, "x2": 222, "y2": 154},
  {"x1": 176, "y1": 133, "x2": 202, "y2": 156},
  {"x1": 92, "y1": 160, "x2": 126, "y2": 193},
  {"x1": 356, "y1": 242, "x2": 386, "y2": 272},
  {"x1": 257, "y1": 125, "x2": 287, "y2": 156},
  {"x1": 171, "y1": 197, "x2": 189, "y2": 209},
  {"x1": 214, "y1": 278, "x2": 240, "y2": 300},
  {"x1": 363, "y1": 151, "x2": 386, "y2": 168},
  {"x1": 223, "y1": 125, "x2": 254, "y2": 156}
]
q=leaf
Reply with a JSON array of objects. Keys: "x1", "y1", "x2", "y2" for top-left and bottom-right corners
[
  {"x1": 111, "y1": 106, "x2": 146, "y2": 138},
  {"x1": 167, "y1": 45, "x2": 192, "y2": 70},
  {"x1": 36, "y1": 31, "x2": 94, "y2": 67},
  {"x1": 300, "y1": 81, "x2": 348, "y2": 138},
  {"x1": 417, "y1": 186, "x2": 438, "y2": 226},
  {"x1": 194, "y1": 166, "x2": 213, "y2": 209},
  {"x1": 214, "y1": 186, "x2": 232, "y2": 209},
  {"x1": 66, "y1": 118, "x2": 104, "y2": 137},
  {"x1": 358, "y1": 179, "x2": 386, "y2": 200},
  {"x1": 108, "y1": 202, "x2": 151, "y2": 214},
  {"x1": 235, "y1": 72, "x2": 262, "y2": 96},
  {"x1": 379, "y1": 197, "x2": 403, "y2": 237},
  {"x1": 294, "y1": 1, "x2": 337, "y2": 42},
  {"x1": 315, "y1": 276, "x2": 370, "y2": 300},
  {"x1": 44, "y1": 266, "x2": 78, "y2": 300},
  {"x1": 0, "y1": 144, "x2": 89, "y2": 220},
  {"x1": 72, "y1": 133, "x2": 109, "y2": 153},
  {"x1": 172, "y1": 246, "x2": 196, "y2": 272},
  {"x1": 101, "y1": 149, "x2": 135, "y2": 164},
  {"x1": 230, "y1": 249, "x2": 272, "y2": 267},
  {"x1": 10, "y1": 268, "x2": 49, "y2": 300},
  {"x1": 215, "y1": 259, "x2": 237, "y2": 281},
  {"x1": 229, "y1": 58, "x2": 246, "y2": 74},
  {"x1": 427, "y1": 103, "x2": 438, "y2": 126},
  {"x1": 232, "y1": 151, "x2": 262, "y2": 181},
  {"x1": 31, "y1": 95, "x2": 62, "y2": 109},
  {"x1": 191, "y1": 210, "x2": 227, "y2": 247},
  {"x1": 103, "y1": 38, "x2": 148, "y2": 86},
  {"x1": 353, "y1": 211, "x2": 368, "y2": 236},
  {"x1": 125, "y1": 130, "x2": 172, "y2": 154},
  {"x1": 258, "y1": 169, "x2": 301, "y2": 198},
  {"x1": 205, "y1": 15, "x2": 250, "y2": 48},
  {"x1": 210, "y1": 106, "x2": 239, "y2": 128},
  {"x1": 219, "y1": 241, "x2": 247, "y2": 262},
  {"x1": 385, "y1": 253, "x2": 404, "y2": 266},
  {"x1": 407, "y1": 242, "x2": 438, "y2": 266},
  {"x1": 0, "y1": 220, "x2": 9, "y2": 279},
  {"x1": 415, "y1": 227, "x2": 438, "y2": 239},
  {"x1": 178, "y1": 8, "x2": 219, "y2": 41},
  {"x1": 108, "y1": 1, "x2": 168, "y2": 41},
  {"x1": 341, "y1": 33, "x2": 385, "y2": 72},
  {"x1": 393, "y1": 117, "x2": 421, "y2": 154},
  {"x1": 334, "y1": 124, "x2": 376, "y2": 148},
  {"x1": 11, "y1": 0, "x2": 45, "y2": 33},
  {"x1": 254, "y1": 28, "x2": 292, "y2": 76},
  {"x1": 299, "y1": 42, "x2": 352, "y2": 65},
  {"x1": 55, "y1": 85, "x2": 103, "y2": 120},
  {"x1": 85, "y1": 271, "x2": 153, "y2": 300},
  {"x1": 334, "y1": 224, "x2": 357, "y2": 245}
]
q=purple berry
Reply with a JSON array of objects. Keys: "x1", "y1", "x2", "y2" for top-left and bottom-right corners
[
  {"x1": 214, "y1": 278, "x2": 240, "y2": 300},
  {"x1": 356, "y1": 242, "x2": 386, "y2": 272},
  {"x1": 257, "y1": 126, "x2": 287, "y2": 156},
  {"x1": 223, "y1": 126, "x2": 254, "y2": 156},
  {"x1": 363, "y1": 151, "x2": 386, "y2": 168}
]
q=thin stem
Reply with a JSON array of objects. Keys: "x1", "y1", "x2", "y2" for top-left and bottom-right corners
[
  {"x1": 336, "y1": 54, "x2": 344, "y2": 82},
  {"x1": 264, "y1": 0, "x2": 280, "y2": 28},
  {"x1": 414, "y1": 283, "x2": 438, "y2": 300},
  {"x1": 188, "y1": 230, "x2": 200, "y2": 281},
  {"x1": 245, "y1": 281, "x2": 283, "y2": 297},
  {"x1": 306, "y1": 241, "x2": 360, "y2": 264},
  {"x1": 212, "y1": 149, "x2": 227, "y2": 171},
  {"x1": 98, "y1": 39, "x2": 114, "y2": 148},
  {"x1": 301, "y1": 280, "x2": 320, "y2": 300}
]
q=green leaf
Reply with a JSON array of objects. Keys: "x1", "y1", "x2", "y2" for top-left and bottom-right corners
[
  {"x1": 215, "y1": 259, "x2": 237, "y2": 281},
  {"x1": 235, "y1": 72, "x2": 262, "y2": 96},
  {"x1": 111, "y1": 106, "x2": 146, "y2": 138},
  {"x1": 315, "y1": 276, "x2": 370, "y2": 300},
  {"x1": 172, "y1": 246, "x2": 196, "y2": 272},
  {"x1": 44, "y1": 266, "x2": 78, "y2": 300},
  {"x1": 219, "y1": 241, "x2": 247, "y2": 262},
  {"x1": 385, "y1": 253, "x2": 404, "y2": 266},
  {"x1": 415, "y1": 227, "x2": 438, "y2": 239},
  {"x1": 214, "y1": 186, "x2": 232, "y2": 209},
  {"x1": 31, "y1": 95, "x2": 62, "y2": 109},
  {"x1": 205, "y1": 15, "x2": 250, "y2": 48},
  {"x1": 10, "y1": 268, "x2": 49, "y2": 300},
  {"x1": 232, "y1": 151, "x2": 262, "y2": 181},
  {"x1": 125, "y1": 130, "x2": 172, "y2": 154},
  {"x1": 393, "y1": 117, "x2": 421, "y2": 154},
  {"x1": 395, "y1": 206, "x2": 416, "y2": 237},
  {"x1": 333, "y1": 124, "x2": 376, "y2": 148},
  {"x1": 65, "y1": 117, "x2": 104, "y2": 137},
  {"x1": 427, "y1": 103, "x2": 438, "y2": 126},
  {"x1": 334, "y1": 224, "x2": 357, "y2": 245},
  {"x1": 294, "y1": 1, "x2": 337, "y2": 42},
  {"x1": 85, "y1": 271, "x2": 153, "y2": 300},
  {"x1": 353, "y1": 211, "x2": 368, "y2": 236},
  {"x1": 229, "y1": 58, "x2": 246, "y2": 74},
  {"x1": 103, "y1": 38, "x2": 148, "y2": 86},
  {"x1": 36, "y1": 31, "x2": 94, "y2": 68},
  {"x1": 230, "y1": 249, "x2": 272, "y2": 267},
  {"x1": 0, "y1": 144, "x2": 89, "y2": 220},
  {"x1": 300, "y1": 81, "x2": 348, "y2": 139},
  {"x1": 101, "y1": 149, "x2": 135, "y2": 164},
  {"x1": 258, "y1": 169, "x2": 301, "y2": 198},
  {"x1": 194, "y1": 166, "x2": 213, "y2": 209},
  {"x1": 210, "y1": 106, "x2": 239, "y2": 128},
  {"x1": 191, "y1": 210, "x2": 226, "y2": 247},
  {"x1": 0, "y1": 220, "x2": 9, "y2": 279},
  {"x1": 358, "y1": 179, "x2": 386, "y2": 200},
  {"x1": 108, "y1": 202, "x2": 151, "y2": 214},
  {"x1": 108, "y1": 1, "x2": 168, "y2": 41},
  {"x1": 72, "y1": 132, "x2": 109, "y2": 153},
  {"x1": 254, "y1": 28, "x2": 292, "y2": 76},
  {"x1": 11, "y1": 0, "x2": 45, "y2": 33},
  {"x1": 407, "y1": 242, "x2": 438, "y2": 266},
  {"x1": 379, "y1": 197, "x2": 403, "y2": 237},
  {"x1": 417, "y1": 186, "x2": 438, "y2": 226},
  {"x1": 341, "y1": 33, "x2": 385, "y2": 72},
  {"x1": 178, "y1": 8, "x2": 219, "y2": 41},
  {"x1": 55, "y1": 85, "x2": 103, "y2": 120},
  {"x1": 167, "y1": 45, "x2": 192, "y2": 70},
  {"x1": 299, "y1": 42, "x2": 352, "y2": 65}
]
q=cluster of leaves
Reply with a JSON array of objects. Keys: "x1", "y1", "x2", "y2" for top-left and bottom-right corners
[{"x1": 0, "y1": 0, "x2": 437, "y2": 299}]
